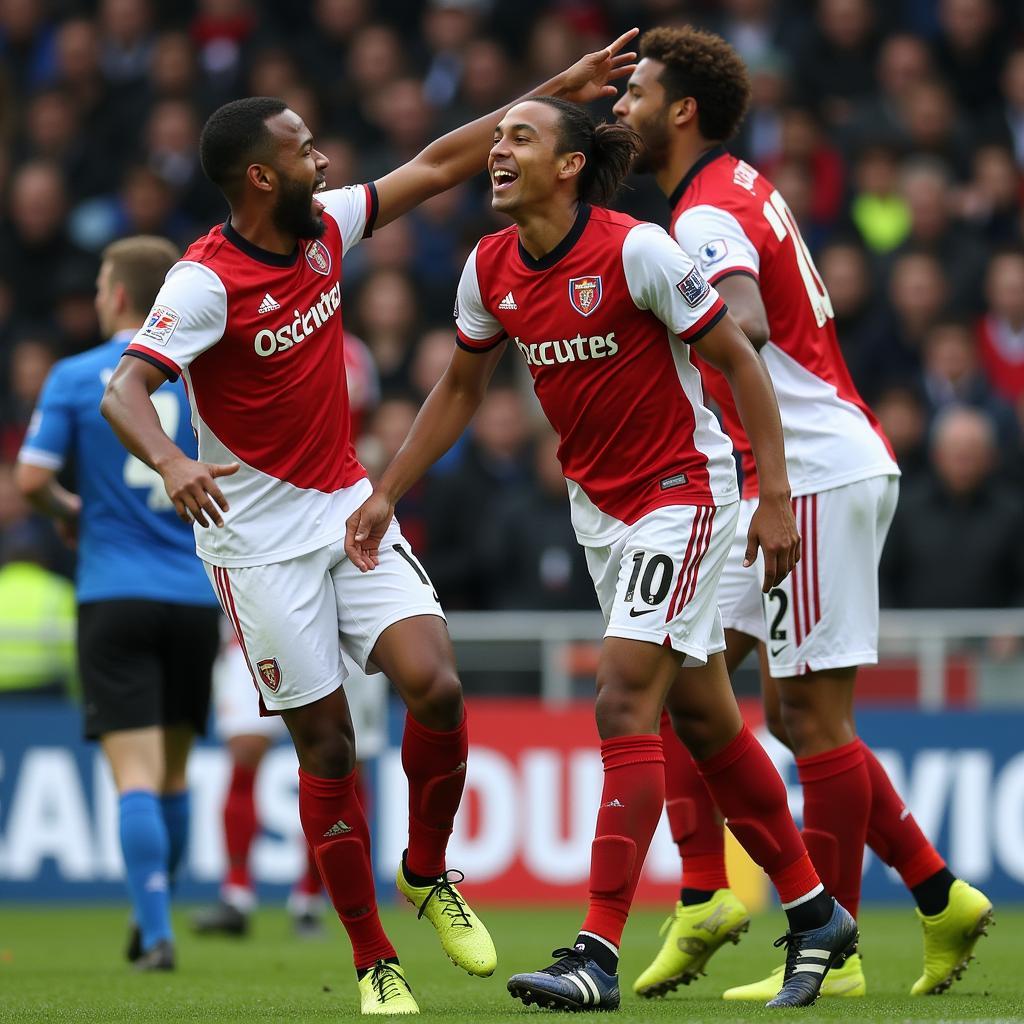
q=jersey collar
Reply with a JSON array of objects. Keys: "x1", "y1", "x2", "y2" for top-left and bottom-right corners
[
  {"x1": 222, "y1": 220, "x2": 299, "y2": 267},
  {"x1": 517, "y1": 203, "x2": 591, "y2": 271},
  {"x1": 668, "y1": 145, "x2": 729, "y2": 210}
]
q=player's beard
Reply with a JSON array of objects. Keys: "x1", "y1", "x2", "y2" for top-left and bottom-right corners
[
  {"x1": 628, "y1": 112, "x2": 670, "y2": 175},
  {"x1": 272, "y1": 174, "x2": 327, "y2": 240}
]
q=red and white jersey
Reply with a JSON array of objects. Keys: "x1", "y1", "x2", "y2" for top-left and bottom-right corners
[
  {"x1": 126, "y1": 185, "x2": 378, "y2": 567},
  {"x1": 455, "y1": 204, "x2": 737, "y2": 547},
  {"x1": 669, "y1": 148, "x2": 897, "y2": 499}
]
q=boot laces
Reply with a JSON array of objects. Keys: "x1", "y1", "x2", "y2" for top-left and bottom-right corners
[
  {"x1": 544, "y1": 948, "x2": 590, "y2": 976},
  {"x1": 369, "y1": 961, "x2": 407, "y2": 1003},
  {"x1": 417, "y1": 869, "x2": 472, "y2": 928}
]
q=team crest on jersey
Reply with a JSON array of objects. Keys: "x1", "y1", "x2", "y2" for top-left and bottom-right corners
[
  {"x1": 569, "y1": 275, "x2": 602, "y2": 317},
  {"x1": 305, "y1": 239, "x2": 332, "y2": 276},
  {"x1": 256, "y1": 658, "x2": 282, "y2": 692},
  {"x1": 139, "y1": 306, "x2": 179, "y2": 346},
  {"x1": 698, "y1": 239, "x2": 728, "y2": 267},
  {"x1": 677, "y1": 266, "x2": 710, "y2": 307}
]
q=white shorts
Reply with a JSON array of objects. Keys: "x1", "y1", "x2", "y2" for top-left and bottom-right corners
[
  {"x1": 212, "y1": 638, "x2": 390, "y2": 758},
  {"x1": 585, "y1": 502, "x2": 739, "y2": 666},
  {"x1": 716, "y1": 497, "x2": 767, "y2": 642},
  {"x1": 205, "y1": 519, "x2": 444, "y2": 713},
  {"x1": 764, "y1": 475, "x2": 899, "y2": 678}
]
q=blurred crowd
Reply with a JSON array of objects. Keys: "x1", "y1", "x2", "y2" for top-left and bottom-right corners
[{"x1": 2, "y1": 0, "x2": 1024, "y2": 663}]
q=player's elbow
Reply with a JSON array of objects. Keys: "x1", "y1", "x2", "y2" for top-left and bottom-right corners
[
  {"x1": 14, "y1": 462, "x2": 48, "y2": 502},
  {"x1": 733, "y1": 312, "x2": 770, "y2": 350}
]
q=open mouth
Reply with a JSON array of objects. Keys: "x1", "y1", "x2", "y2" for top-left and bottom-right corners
[
  {"x1": 312, "y1": 178, "x2": 327, "y2": 211},
  {"x1": 492, "y1": 167, "x2": 519, "y2": 192}
]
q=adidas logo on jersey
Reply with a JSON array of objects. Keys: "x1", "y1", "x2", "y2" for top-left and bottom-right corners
[
  {"x1": 258, "y1": 293, "x2": 281, "y2": 314},
  {"x1": 498, "y1": 291, "x2": 518, "y2": 310}
]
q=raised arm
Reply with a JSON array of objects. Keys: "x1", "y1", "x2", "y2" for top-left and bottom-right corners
[
  {"x1": 345, "y1": 342, "x2": 506, "y2": 571},
  {"x1": 371, "y1": 29, "x2": 638, "y2": 228},
  {"x1": 695, "y1": 315, "x2": 799, "y2": 590},
  {"x1": 101, "y1": 357, "x2": 237, "y2": 527}
]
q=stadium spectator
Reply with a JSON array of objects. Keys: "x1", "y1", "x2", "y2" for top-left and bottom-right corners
[
  {"x1": 881, "y1": 405, "x2": 1024, "y2": 607},
  {"x1": 977, "y1": 248, "x2": 1024, "y2": 407},
  {"x1": 848, "y1": 142, "x2": 911, "y2": 254},
  {"x1": 352, "y1": 267, "x2": 421, "y2": 392},
  {"x1": 931, "y1": 0, "x2": 1007, "y2": 116}
]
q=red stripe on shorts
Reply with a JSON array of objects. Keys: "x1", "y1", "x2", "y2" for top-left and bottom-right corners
[
  {"x1": 216, "y1": 567, "x2": 260, "y2": 692},
  {"x1": 666, "y1": 506, "x2": 705, "y2": 621},
  {"x1": 681, "y1": 506, "x2": 715, "y2": 608},
  {"x1": 791, "y1": 498, "x2": 804, "y2": 649},
  {"x1": 810, "y1": 493, "x2": 821, "y2": 628}
]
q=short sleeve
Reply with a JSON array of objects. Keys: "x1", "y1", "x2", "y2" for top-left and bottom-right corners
[
  {"x1": 622, "y1": 223, "x2": 727, "y2": 343},
  {"x1": 673, "y1": 204, "x2": 760, "y2": 284},
  {"x1": 125, "y1": 261, "x2": 228, "y2": 380},
  {"x1": 320, "y1": 184, "x2": 379, "y2": 255},
  {"x1": 18, "y1": 362, "x2": 74, "y2": 470},
  {"x1": 454, "y1": 245, "x2": 506, "y2": 353}
]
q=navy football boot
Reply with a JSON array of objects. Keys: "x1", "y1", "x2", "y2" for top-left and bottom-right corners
[
  {"x1": 766, "y1": 899, "x2": 859, "y2": 1008},
  {"x1": 508, "y1": 947, "x2": 620, "y2": 1011}
]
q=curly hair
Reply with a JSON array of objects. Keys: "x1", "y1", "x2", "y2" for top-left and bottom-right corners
[{"x1": 639, "y1": 27, "x2": 751, "y2": 142}]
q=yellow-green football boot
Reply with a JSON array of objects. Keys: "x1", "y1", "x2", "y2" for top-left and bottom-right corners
[
  {"x1": 396, "y1": 858, "x2": 497, "y2": 977},
  {"x1": 911, "y1": 880, "x2": 993, "y2": 995},
  {"x1": 723, "y1": 951, "x2": 867, "y2": 1000},
  {"x1": 358, "y1": 961, "x2": 419, "y2": 1015},
  {"x1": 634, "y1": 890, "x2": 751, "y2": 997}
]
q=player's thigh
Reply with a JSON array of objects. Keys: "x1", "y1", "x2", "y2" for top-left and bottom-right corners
[
  {"x1": 212, "y1": 634, "x2": 287, "y2": 743},
  {"x1": 159, "y1": 602, "x2": 221, "y2": 741},
  {"x1": 206, "y1": 547, "x2": 347, "y2": 713},
  {"x1": 600, "y1": 502, "x2": 739, "y2": 669},
  {"x1": 77, "y1": 600, "x2": 165, "y2": 742},
  {"x1": 330, "y1": 519, "x2": 447, "y2": 677},
  {"x1": 763, "y1": 477, "x2": 897, "y2": 679},
  {"x1": 718, "y1": 498, "x2": 768, "y2": 659}
]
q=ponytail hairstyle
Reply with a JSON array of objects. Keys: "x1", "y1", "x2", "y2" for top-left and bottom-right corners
[{"x1": 531, "y1": 96, "x2": 642, "y2": 206}]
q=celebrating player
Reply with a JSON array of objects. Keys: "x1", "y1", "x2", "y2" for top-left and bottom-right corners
[
  {"x1": 99, "y1": 34, "x2": 639, "y2": 1016},
  {"x1": 614, "y1": 26, "x2": 993, "y2": 1000},
  {"x1": 16, "y1": 236, "x2": 221, "y2": 971},
  {"x1": 345, "y1": 97, "x2": 857, "y2": 1011}
]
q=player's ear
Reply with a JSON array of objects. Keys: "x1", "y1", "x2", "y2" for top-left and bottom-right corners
[
  {"x1": 672, "y1": 97, "x2": 697, "y2": 129},
  {"x1": 245, "y1": 163, "x2": 274, "y2": 193},
  {"x1": 559, "y1": 151, "x2": 586, "y2": 182}
]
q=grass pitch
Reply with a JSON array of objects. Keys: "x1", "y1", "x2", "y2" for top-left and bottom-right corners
[{"x1": 1, "y1": 903, "x2": 1020, "y2": 1022}]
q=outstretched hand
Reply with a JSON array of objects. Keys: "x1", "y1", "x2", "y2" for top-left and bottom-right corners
[
  {"x1": 345, "y1": 491, "x2": 396, "y2": 572},
  {"x1": 558, "y1": 28, "x2": 639, "y2": 103}
]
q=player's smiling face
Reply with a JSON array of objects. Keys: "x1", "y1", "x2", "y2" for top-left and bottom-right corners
[
  {"x1": 264, "y1": 109, "x2": 330, "y2": 240},
  {"x1": 612, "y1": 59, "x2": 673, "y2": 174},
  {"x1": 489, "y1": 101, "x2": 584, "y2": 215}
]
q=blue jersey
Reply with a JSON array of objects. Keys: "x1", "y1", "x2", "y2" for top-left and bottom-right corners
[{"x1": 18, "y1": 331, "x2": 217, "y2": 606}]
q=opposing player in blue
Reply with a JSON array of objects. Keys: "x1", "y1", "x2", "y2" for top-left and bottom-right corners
[{"x1": 16, "y1": 236, "x2": 222, "y2": 970}]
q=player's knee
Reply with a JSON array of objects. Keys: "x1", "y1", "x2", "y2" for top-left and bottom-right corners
[
  {"x1": 594, "y1": 674, "x2": 657, "y2": 739},
  {"x1": 289, "y1": 718, "x2": 356, "y2": 778},
  {"x1": 405, "y1": 664, "x2": 464, "y2": 731},
  {"x1": 764, "y1": 707, "x2": 790, "y2": 749}
]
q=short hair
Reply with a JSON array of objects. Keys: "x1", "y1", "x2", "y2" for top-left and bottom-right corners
[
  {"x1": 531, "y1": 96, "x2": 642, "y2": 206},
  {"x1": 199, "y1": 97, "x2": 288, "y2": 194},
  {"x1": 639, "y1": 27, "x2": 751, "y2": 142},
  {"x1": 101, "y1": 236, "x2": 180, "y2": 316}
]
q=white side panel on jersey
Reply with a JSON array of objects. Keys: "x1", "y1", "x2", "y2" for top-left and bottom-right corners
[
  {"x1": 454, "y1": 244, "x2": 504, "y2": 343},
  {"x1": 564, "y1": 478, "x2": 630, "y2": 548},
  {"x1": 665, "y1": 325, "x2": 740, "y2": 505},
  {"x1": 133, "y1": 261, "x2": 228, "y2": 372},
  {"x1": 674, "y1": 205, "x2": 760, "y2": 279},
  {"x1": 762, "y1": 342, "x2": 899, "y2": 497},
  {"x1": 319, "y1": 185, "x2": 373, "y2": 255},
  {"x1": 620, "y1": 222, "x2": 721, "y2": 336},
  {"x1": 181, "y1": 381, "x2": 373, "y2": 567}
]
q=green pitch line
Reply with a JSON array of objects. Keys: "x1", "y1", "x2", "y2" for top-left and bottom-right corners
[{"x1": 1, "y1": 904, "x2": 1020, "y2": 1022}]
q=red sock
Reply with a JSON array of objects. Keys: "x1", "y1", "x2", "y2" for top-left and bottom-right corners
[
  {"x1": 859, "y1": 739, "x2": 946, "y2": 888},
  {"x1": 660, "y1": 709, "x2": 728, "y2": 892},
  {"x1": 298, "y1": 768, "x2": 395, "y2": 969},
  {"x1": 295, "y1": 843, "x2": 323, "y2": 897},
  {"x1": 697, "y1": 725, "x2": 821, "y2": 905},
  {"x1": 402, "y1": 711, "x2": 468, "y2": 879},
  {"x1": 796, "y1": 740, "x2": 871, "y2": 919},
  {"x1": 580, "y1": 734, "x2": 665, "y2": 947},
  {"x1": 223, "y1": 761, "x2": 258, "y2": 891}
]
